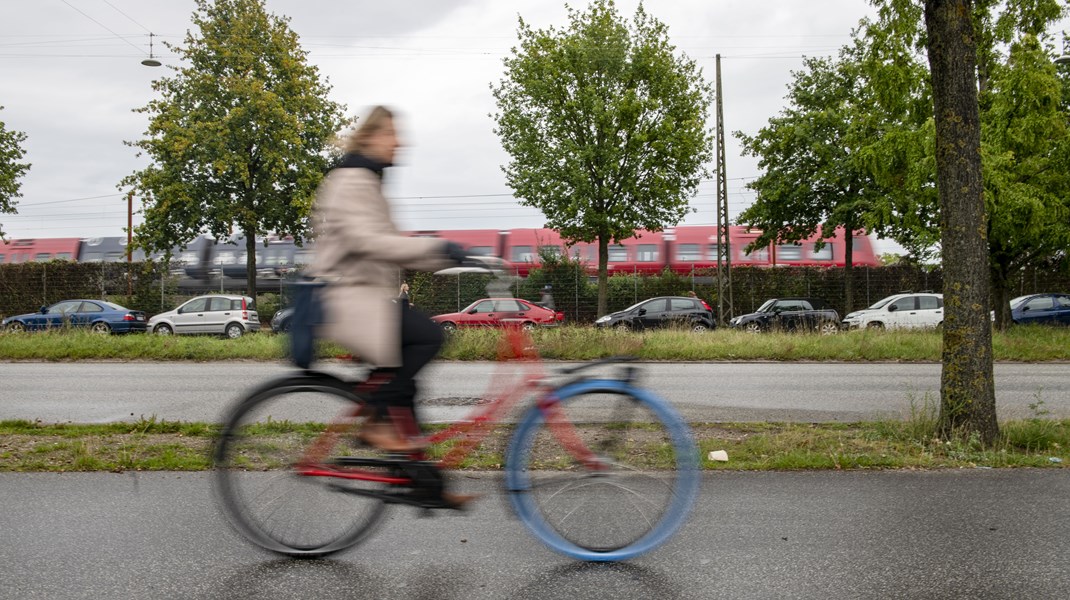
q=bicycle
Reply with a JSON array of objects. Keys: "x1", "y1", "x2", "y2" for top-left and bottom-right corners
[{"x1": 212, "y1": 307, "x2": 699, "y2": 563}]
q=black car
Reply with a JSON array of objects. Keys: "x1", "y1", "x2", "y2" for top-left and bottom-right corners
[
  {"x1": 271, "y1": 307, "x2": 293, "y2": 332},
  {"x1": 595, "y1": 296, "x2": 715, "y2": 332},
  {"x1": 729, "y1": 297, "x2": 841, "y2": 334}
]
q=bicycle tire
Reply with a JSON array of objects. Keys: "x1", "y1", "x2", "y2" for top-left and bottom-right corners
[
  {"x1": 212, "y1": 371, "x2": 388, "y2": 558},
  {"x1": 505, "y1": 379, "x2": 699, "y2": 562}
]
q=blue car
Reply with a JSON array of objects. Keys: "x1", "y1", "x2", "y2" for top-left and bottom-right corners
[
  {"x1": 1010, "y1": 293, "x2": 1070, "y2": 326},
  {"x1": 2, "y1": 299, "x2": 147, "y2": 334}
]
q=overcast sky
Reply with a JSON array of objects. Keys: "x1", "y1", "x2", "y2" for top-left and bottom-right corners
[{"x1": 2, "y1": 0, "x2": 915, "y2": 246}]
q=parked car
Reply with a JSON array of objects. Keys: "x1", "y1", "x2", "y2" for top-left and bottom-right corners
[
  {"x1": 148, "y1": 294, "x2": 259, "y2": 338},
  {"x1": 595, "y1": 296, "x2": 715, "y2": 332},
  {"x1": 841, "y1": 293, "x2": 944, "y2": 330},
  {"x1": 1009, "y1": 293, "x2": 1070, "y2": 326},
  {"x1": 729, "y1": 297, "x2": 841, "y2": 334},
  {"x1": 431, "y1": 298, "x2": 564, "y2": 331},
  {"x1": 271, "y1": 307, "x2": 293, "y2": 332},
  {"x1": 2, "y1": 299, "x2": 147, "y2": 334}
]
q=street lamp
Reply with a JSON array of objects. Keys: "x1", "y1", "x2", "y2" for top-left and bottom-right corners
[
  {"x1": 1055, "y1": 32, "x2": 1070, "y2": 66},
  {"x1": 141, "y1": 32, "x2": 162, "y2": 67}
]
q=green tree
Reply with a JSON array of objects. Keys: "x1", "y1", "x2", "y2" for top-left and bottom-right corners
[
  {"x1": 982, "y1": 34, "x2": 1070, "y2": 329},
  {"x1": 924, "y1": 0, "x2": 997, "y2": 443},
  {"x1": 491, "y1": 0, "x2": 713, "y2": 316},
  {"x1": 122, "y1": 0, "x2": 347, "y2": 296},
  {"x1": 736, "y1": 53, "x2": 884, "y2": 314},
  {"x1": 0, "y1": 105, "x2": 31, "y2": 240}
]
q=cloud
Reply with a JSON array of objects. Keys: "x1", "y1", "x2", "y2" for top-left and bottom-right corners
[{"x1": 1, "y1": 0, "x2": 880, "y2": 239}]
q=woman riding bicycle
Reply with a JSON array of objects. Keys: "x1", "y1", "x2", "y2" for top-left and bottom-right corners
[{"x1": 307, "y1": 106, "x2": 471, "y2": 502}]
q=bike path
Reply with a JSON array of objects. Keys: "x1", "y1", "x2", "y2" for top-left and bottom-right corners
[{"x1": 2, "y1": 469, "x2": 1068, "y2": 599}]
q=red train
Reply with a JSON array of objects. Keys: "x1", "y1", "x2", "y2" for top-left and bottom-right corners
[
  {"x1": 0, "y1": 225, "x2": 880, "y2": 282},
  {"x1": 416, "y1": 225, "x2": 880, "y2": 276}
]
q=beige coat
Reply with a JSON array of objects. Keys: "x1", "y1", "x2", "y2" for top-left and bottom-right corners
[{"x1": 307, "y1": 167, "x2": 451, "y2": 367}]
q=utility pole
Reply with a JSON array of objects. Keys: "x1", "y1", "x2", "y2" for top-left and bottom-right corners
[
  {"x1": 127, "y1": 191, "x2": 134, "y2": 297},
  {"x1": 715, "y1": 54, "x2": 733, "y2": 326}
]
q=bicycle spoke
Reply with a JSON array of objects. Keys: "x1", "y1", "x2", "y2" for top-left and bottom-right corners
[
  {"x1": 213, "y1": 376, "x2": 388, "y2": 557},
  {"x1": 507, "y1": 383, "x2": 698, "y2": 560}
]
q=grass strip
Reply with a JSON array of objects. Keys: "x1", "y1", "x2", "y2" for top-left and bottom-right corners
[
  {"x1": 1, "y1": 325, "x2": 1070, "y2": 362},
  {"x1": 2, "y1": 417, "x2": 1067, "y2": 473}
]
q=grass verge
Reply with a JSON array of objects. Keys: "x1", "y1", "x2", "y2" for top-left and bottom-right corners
[
  {"x1": 2, "y1": 416, "x2": 1066, "y2": 473},
  {"x1": 1, "y1": 325, "x2": 1069, "y2": 362}
]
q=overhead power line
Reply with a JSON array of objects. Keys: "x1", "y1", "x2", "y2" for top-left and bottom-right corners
[{"x1": 59, "y1": 0, "x2": 145, "y2": 53}]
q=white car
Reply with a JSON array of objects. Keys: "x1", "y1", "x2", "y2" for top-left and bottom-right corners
[
  {"x1": 842, "y1": 293, "x2": 944, "y2": 330},
  {"x1": 148, "y1": 294, "x2": 260, "y2": 338}
]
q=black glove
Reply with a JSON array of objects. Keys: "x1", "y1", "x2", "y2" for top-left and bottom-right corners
[{"x1": 443, "y1": 241, "x2": 467, "y2": 265}]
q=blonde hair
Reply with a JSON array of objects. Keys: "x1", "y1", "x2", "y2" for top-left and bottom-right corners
[{"x1": 344, "y1": 105, "x2": 394, "y2": 154}]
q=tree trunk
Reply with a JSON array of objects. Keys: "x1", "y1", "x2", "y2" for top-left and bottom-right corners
[
  {"x1": 990, "y1": 262, "x2": 1013, "y2": 331},
  {"x1": 924, "y1": 0, "x2": 999, "y2": 444},
  {"x1": 244, "y1": 230, "x2": 258, "y2": 300},
  {"x1": 597, "y1": 234, "x2": 609, "y2": 317},
  {"x1": 844, "y1": 228, "x2": 855, "y2": 315}
]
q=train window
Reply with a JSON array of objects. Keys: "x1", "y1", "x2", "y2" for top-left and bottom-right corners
[
  {"x1": 810, "y1": 243, "x2": 834, "y2": 261},
  {"x1": 105, "y1": 252, "x2": 124, "y2": 262},
  {"x1": 215, "y1": 251, "x2": 238, "y2": 265},
  {"x1": 55, "y1": 253, "x2": 73, "y2": 261},
  {"x1": 741, "y1": 247, "x2": 769, "y2": 262},
  {"x1": 0, "y1": 254, "x2": 5, "y2": 263},
  {"x1": 676, "y1": 244, "x2": 701, "y2": 261},
  {"x1": 637, "y1": 244, "x2": 658, "y2": 262},
  {"x1": 294, "y1": 251, "x2": 314, "y2": 265},
  {"x1": 34, "y1": 253, "x2": 52, "y2": 261},
  {"x1": 538, "y1": 245, "x2": 562, "y2": 258},
  {"x1": 705, "y1": 244, "x2": 720, "y2": 261},
  {"x1": 179, "y1": 252, "x2": 200, "y2": 265},
  {"x1": 511, "y1": 246, "x2": 535, "y2": 262},
  {"x1": 776, "y1": 245, "x2": 803, "y2": 261},
  {"x1": 467, "y1": 246, "x2": 493, "y2": 256},
  {"x1": 608, "y1": 245, "x2": 628, "y2": 262}
]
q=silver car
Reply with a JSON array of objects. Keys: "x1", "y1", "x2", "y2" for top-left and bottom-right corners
[{"x1": 148, "y1": 295, "x2": 260, "y2": 338}]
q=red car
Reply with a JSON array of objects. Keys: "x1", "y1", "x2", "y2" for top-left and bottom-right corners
[{"x1": 431, "y1": 298, "x2": 564, "y2": 331}]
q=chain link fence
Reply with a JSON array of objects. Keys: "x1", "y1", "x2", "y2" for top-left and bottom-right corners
[{"x1": 3, "y1": 260, "x2": 1069, "y2": 326}]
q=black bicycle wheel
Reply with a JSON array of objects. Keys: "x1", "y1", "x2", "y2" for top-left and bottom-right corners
[
  {"x1": 213, "y1": 372, "x2": 388, "y2": 558},
  {"x1": 505, "y1": 379, "x2": 698, "y2": 561}
]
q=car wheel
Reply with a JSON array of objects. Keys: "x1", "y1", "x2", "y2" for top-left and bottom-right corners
[
  {"x1": 225, "y1": 323, "x2": 245, "y2": 339},
  {"x1": 6, "y1": 322, "x2": 26, "y2": 333},
  {"x1": 615, "y1": 322, "x2": 630, "y2": 332},
  {"x1": 743, "y1": 322, "x2": 762, "y2": 334},
  {"x1": 818, "y1": 321, "x2": 840, "y2": 335},
  {"x1": 90, "y1": 322, "x2": 111, "y2": 335},
  {"x1": 441, "y1": 322, "x2": 457, "y2": 333},
  {"x1": 521, "y1": 321, "x2": 536, "y2": 331},
  {"x1": 866, "y1": 321, "x2": 885, "y2": 330},
  {"x1": 691, "y1": 323, "x2": 709, "y2": 333},
  {"x1": 154, "y1": 323, "x2": 173, "y2": 335}
]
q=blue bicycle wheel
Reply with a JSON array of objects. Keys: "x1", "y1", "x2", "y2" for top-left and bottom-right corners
[{"x1": 505, "y1": 379, "x2": 699, "y2": 561}]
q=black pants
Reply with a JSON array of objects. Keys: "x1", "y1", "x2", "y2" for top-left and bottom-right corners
[{"x1": 368, "y1": 306, "x2": 443, "y2": 421}]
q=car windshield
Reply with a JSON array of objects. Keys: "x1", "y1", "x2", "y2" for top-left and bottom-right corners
[
  {"x1": 757, "y1": 299, "x2": 776, "y2": 313},
  {"x1": 867, "y1": 296, "x2": 895, "y2": 310},
  {"x1": 1009, "y1": 296, "x2": 1031, "y2": 309}
]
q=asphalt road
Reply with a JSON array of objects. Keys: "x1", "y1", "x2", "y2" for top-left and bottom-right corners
[
  {"x1": 3, "y1": 469, "x2": 1069, "y2": 599},
  {"x1": 1, "y1": 361, "x2": 1069, "y2": 423}
]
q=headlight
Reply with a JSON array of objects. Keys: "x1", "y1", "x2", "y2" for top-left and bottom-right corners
[{"x1": 595, "y1": 315, "x2": 610, "y2": 324}]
